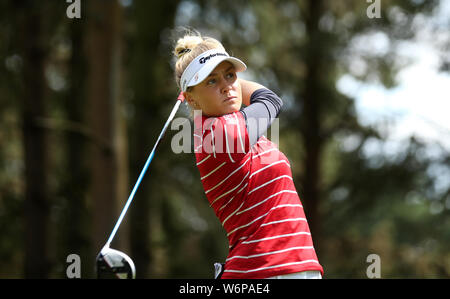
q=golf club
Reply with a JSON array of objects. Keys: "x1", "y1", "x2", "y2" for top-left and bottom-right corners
[{"x1": 96, "y1": 92, "x2": 185, "y2": 279}]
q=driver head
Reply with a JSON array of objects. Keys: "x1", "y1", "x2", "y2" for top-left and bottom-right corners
[{"x1": 96, "y1": 247, "x2": 136, "y2": 279}]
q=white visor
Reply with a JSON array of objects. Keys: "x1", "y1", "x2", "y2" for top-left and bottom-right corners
[{"x1": 180, "y1": 49, "x2": 247, "y2": 92}]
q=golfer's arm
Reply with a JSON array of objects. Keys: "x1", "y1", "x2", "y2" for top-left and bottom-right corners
[
  {"x1": 239, "y1": 79, "x2": 266, "y2": 107},
  {"x1": 239, "y1": 82, "x2": 283, "y2": 147}
]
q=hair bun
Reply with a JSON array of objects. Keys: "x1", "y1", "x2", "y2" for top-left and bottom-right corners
[{"x1": 174, "y1": 35, "x2": 203, "y2": 59}]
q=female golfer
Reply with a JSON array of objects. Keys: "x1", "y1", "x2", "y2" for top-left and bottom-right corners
[{"x1": 173, "y1": 32, "x2": 324, "y2": 279}]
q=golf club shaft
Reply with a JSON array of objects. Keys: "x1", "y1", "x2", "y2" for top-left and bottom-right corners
[{"x1": 104, "y1": 97, "x2": 184, "y2": 248}]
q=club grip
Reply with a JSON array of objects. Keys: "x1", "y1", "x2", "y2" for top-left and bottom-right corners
[{"x1": 177, "y1": 92, "x2": 185, "y2": 102}]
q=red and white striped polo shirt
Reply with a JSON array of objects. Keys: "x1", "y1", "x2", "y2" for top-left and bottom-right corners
[{"x1": 194, "y1": 111, "x2": 323, "y2": 279}]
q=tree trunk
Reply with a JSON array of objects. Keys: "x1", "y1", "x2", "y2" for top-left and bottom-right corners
[
  {"x1": 129, "y1": 0, "x2": 180, "y2": 278},
  {"x1": 85, "y1": 0, "x2": 126, "y2": 253},
  {"x1": 20, "y1": 2, "x2": 50, "y2": 278},
  {"x1": 300, "y1": 0, "x2": 325, "y2": 248},
  {"x1": 62, "y1": 19, "x2": 91, "y2": 277}
]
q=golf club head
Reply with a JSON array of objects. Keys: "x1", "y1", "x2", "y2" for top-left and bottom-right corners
[{"x1": 96, "y1": 247, "x2": 136, "y2": 279}]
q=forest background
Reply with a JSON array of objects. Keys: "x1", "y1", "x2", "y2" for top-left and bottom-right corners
[{"x1": 0, "y1": 0, "x2": 449, "y2": 278}]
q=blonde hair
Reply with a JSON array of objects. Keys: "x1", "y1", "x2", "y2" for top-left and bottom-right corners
[{"x1": 173, "y1": 30, "x2": 225, "y2": 90}]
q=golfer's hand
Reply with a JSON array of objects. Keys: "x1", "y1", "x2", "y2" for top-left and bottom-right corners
[{"x1": 239, "y1": 79, "x2": 266, "y2": 107}]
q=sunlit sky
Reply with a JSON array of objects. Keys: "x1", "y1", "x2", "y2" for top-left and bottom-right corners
[{"x1": 337, "y1": 0, "x2": 450, "y2": 152}]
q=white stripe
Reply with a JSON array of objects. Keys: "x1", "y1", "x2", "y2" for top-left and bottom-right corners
[
  {"x1": 222, "y1": 200, "x2": 245, "y2": 226},
  {"x1": 205, "y1": 156, "x2": 250, "y2": 194},
  {"x1": 227, "y1": 204, "x2": 303, "y2": 248},
  {"x1": 224, "y1": 260, "x2": 320, "y2": 274},
  {"x1": 269, "y1": 203, "x2": 303, "y2": 209},
  {"x1": 211, "y1": 125, "x2": 216, "y2": 158},
  {"x1": 257, "y1": 139, "x2": 267, "y2": 144},
  {"x1": 248, "y1": 175, "x2": 292, "y2": 195},
  {"x1": 234, "y1": 113, "x2": 245, "y2": 153},
  {"x1": 256, "y1": 138, "x2": 271, "y2": 145},
  {"x1": 194, "y1": 134, "x2": 202, "y2": 139},
  {"x1": 236, "y1": 190, "x2": 298, "y2": 216},
  {"x1": 226, "y1": 246, "x2": 314, "y2": 261},
  {"x1": 242, "y1": 231, "x2": 311, "y2": 245},
  {"x1": 210, "y1": 172, "x2": 250, "y2": 206},
  {"x1": 224, "y1": 125, "x2": 235, "y2": 163},
  {"x1": 261, "y1": 217, "x2": 306, "y2": 227},
  {"x1": 203, "y1": 117, "x2": 216, "y2": 133},
  {"x1": 201, "y1": 162, "x2": 226, "y2": 180},
  {"x1": 194, "y1": 144, "x2": 203, "y2": 153},
  {"x1": 253, "y1": 148, "x2": 278, "y2": 159},
  {"x1": 227, "y1": 204, "x2": 303, "y2": 237},
  {"x1": 249, "y1": 160, "x2": 290, "y2": 178},
  {"x1": 219, "y1": 182, "x2": 248, "y2": 211},
  {"x1": 196, "y1": 154, "x2": 211, "y2": 166},
  {"x1": 227, "y1": 210, "x2": 268, "y2": 236}
]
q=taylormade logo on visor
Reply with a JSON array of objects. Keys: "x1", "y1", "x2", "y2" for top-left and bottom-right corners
[
  {"x1": 180, "y1": 50, "x2": 231, "y2": 92},
  {"x1": 199, "y1": 52, "x2": 228, "y2": 64},
  {"x1": 180, "y1": 49, "x2": 246, "y2": 92}
]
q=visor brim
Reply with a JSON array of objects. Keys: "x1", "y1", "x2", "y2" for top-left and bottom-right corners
[{"x1": 186, "y1": 57, "x2": 246, "y2": 90}]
